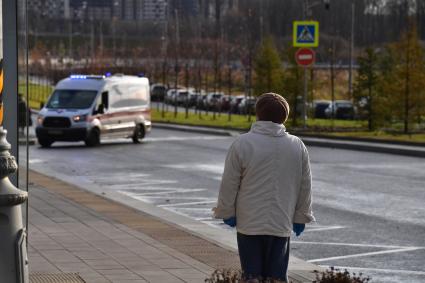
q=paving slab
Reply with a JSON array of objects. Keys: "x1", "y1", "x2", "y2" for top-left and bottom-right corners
[{"x1": 29, "y1": 185, "x2": 215, "y2": 282}]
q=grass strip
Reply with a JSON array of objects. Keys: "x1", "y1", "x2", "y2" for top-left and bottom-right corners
[{"x1": 152, "y1": 109, "x2": 425, "y2": 144}]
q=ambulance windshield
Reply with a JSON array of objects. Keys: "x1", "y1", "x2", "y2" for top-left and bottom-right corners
[{"x1": 46, "y1": 90, "x2": 98, "y2": 109}]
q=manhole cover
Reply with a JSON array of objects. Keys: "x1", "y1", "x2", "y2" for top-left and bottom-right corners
[{"x1": 30, "y1": 273, "x2": 85, "y2": 283}]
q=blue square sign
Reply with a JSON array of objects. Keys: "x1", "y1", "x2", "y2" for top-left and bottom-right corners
[{"x1": 293, "y1": 21, "x2": 319, "y2": 47}]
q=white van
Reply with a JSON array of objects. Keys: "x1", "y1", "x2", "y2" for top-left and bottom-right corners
[{"x1": 36, "y1": 74, "x2": 152, "y2": 147}]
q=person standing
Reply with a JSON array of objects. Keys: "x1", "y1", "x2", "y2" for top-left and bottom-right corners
[
  {"x1": 214, "y1": 93, "x2": 315, "y2": 282},
  {"x1": 18, "y1": 93, "x2": 31, "y2": 136}
]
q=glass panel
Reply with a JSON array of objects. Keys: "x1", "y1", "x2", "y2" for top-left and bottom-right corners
[{"x1": 17, "y1": 0, "x2": 29, "y2": 233}]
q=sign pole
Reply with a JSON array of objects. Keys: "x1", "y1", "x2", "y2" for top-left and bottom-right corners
[
  {"x1": 295, "y1": 48, "x2": 315, "y2": 129},
  {"x1": 293, "y1": 20, "x2": 318, "y2": 129}
]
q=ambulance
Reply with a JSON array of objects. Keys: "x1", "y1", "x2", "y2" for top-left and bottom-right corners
[{"x1": 35, "y1": 74, "x2": 151, "y2": 147}]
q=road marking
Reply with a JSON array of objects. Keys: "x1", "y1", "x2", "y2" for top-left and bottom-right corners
[
  {"x1": 308, "y1": 247, "x2": 423, "y2": 263},
  {"x1": 321, "y1": 266, "x2": 425, "y2": 276},
  {"x1": 92, "y1": 173, "x2": 151, "y2": 180},
  {"x1": 292, "y1": 241, "x2": 424, "y2": 249},
  {"x1": 163, "y1": 163, "x2": 224, "y2": 174},
  {"x1": 29, "y1": 159, "x2": 45, "y2": 164},
  {"x1": 166, "y1": 207, "x2": 213, "y2": 211},
  {"x1": 145, "y1": 136, "x2": 229, "y2": 142},
  {"x1": 306, "y1": 225, "x2": 345, "y2": 232},
  {"x1": 96, "y1": 180, "x2": 177, "y2": 186},
  {"x1": 120, "y1": 186, "x2": 190, "y2": 192},
  {"x1": 195, "y1": 217, "x2": 219, "y2": 221},
  {"x1": 123, "y1": 189, "x2": 208, "y2": 196},
  {"x1": 131, "y1": 196, "x2": 213, "y2": 200},
  {"x1": 158, "y1": 200, "x2": 217, "y2": 207}
]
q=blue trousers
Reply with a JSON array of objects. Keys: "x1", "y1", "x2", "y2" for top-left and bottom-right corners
[{"x1": 237, "y1": 232, "x2": 290, "y2": 282}]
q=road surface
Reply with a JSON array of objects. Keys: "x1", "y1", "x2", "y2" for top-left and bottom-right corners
[{"x1": 27, "y1": 128, "x2": 425, "y2": 283}]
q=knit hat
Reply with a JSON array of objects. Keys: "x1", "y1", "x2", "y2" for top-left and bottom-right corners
[{"x1": 255, "y1": 93, "x2": 290, "y2": 124}]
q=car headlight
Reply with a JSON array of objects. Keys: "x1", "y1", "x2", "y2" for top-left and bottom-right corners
[
  {"x1": 72, "y1": 114, "x2": 87, "y2": 122},
  {"x1": 37, "y1": 115, "x2": 44, "y2": 125}
]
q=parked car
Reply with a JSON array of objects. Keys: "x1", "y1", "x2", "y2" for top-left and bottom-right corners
[
  {"x1": 230, "y1": 95, "x2": 245, "y2": 114},
  {"x1": 219, "y1": 95, "x2": 232, "y2": 112},
  {"x1": 196, "y1": 94, "x2": 208, "y2": 110},
  {"x1": 206, "y1": 92, "x2": 224, "y2": 111},
  {"x1": 238, "y1": 97, "x2": 256, "y2": 115},
  {"x1": 175, "y1": 89, "x2": 189, "y2": 106},
  {"x1": 150, "y1": 83, "x2": 167, "y2": 102},
  {"x1": 313, "y1": 100, "x2": 331, "y2": 118},
  {"x1": 165, "y1": 88, "x2": 177, "y2": 104},
  {"x1": 324, "y1": 100, "x2": 355, "y2": 119},
  {"x1": 188, "y1": 92, "x2": 200, "y2": 108}
]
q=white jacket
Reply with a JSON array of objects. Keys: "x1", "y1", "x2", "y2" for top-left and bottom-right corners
[{"x1": 215, "y1": 121, "x2": 315, "y2": 237}]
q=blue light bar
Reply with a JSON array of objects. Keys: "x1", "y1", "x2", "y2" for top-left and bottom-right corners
[
  {"x1": 70, "y1": 74, "x2": 105, "y2": 80},
  {"x1": 70, "y1": 74, "x2": 87, "y2": 79},
  {"x1": 105, "y1": 72, "x2": 112, "y2": 77}
]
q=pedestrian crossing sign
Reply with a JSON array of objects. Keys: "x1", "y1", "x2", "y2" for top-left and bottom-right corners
[{"x1": 293, "y1": 21, "x2": 319, "y2": 47}]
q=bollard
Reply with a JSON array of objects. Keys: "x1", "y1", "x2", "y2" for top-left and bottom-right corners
[{"x1": 0, "y1": 127, "x2": 29, "y2": 283}]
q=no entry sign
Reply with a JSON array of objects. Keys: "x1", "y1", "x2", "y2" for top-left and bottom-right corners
[{"x1": 295, "y1": 48, "x2": 315, "y2": 66}]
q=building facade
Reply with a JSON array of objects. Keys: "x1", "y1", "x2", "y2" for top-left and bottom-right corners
[{"x1": 29, "y1": 0, "x2": 167, "y2": 22}]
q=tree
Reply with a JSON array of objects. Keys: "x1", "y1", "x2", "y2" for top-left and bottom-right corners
[
  {"x1": 354, "y1": 48, "x2": 381, "y2": 130},
  {"x1": 253, "y1": 37, "x2": 284, "y2": 96},
  {"x1": 282, "y1": 47, "x2": 303, "y2": 127},
  {"x1": 382, "y1": 24, "x2": 425, "y2": 133}
]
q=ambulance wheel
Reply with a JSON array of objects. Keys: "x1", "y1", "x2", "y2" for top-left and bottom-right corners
[
  {"x1": 85, "y1": 128, "x2": 100, "y2": 147},
  {"x1": 132, "y1": 124, "x2": 145, "y2": 144},
  {"x1": 38, "y1": 138, "x2": 53, "y2": 148}
]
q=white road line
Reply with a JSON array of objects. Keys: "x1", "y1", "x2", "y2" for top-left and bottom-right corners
[
  {"x1": 135, "y1": 188, "x2": 207, "y2": 197},
  {"x1": 308, "y1": 247, "x2": 423, "y2": 263},
  {"x1": 131, "y1": 196, "x2": 214, "y2": 200},
  {"x1": 99, "y1": 181, "x2": 178, "y2": 187},
  {"x1": 120, "y1": 187, "x2": 202, "y2": 193},
  {"x1": 158, "y1": 200, "x2": 217, "y2": 207},
  {"x1": 123, "y1": 189, "x2": 208, "y2": 196},
  {"x1": 145, "y1": 136, "x2": 229, "y2": 142},
  {"x1": 195, "y1": 217, "x2": 219, "y2": 221},
  {"x1": 93, "y1": 173, "x2": 151, "y2": 180},
  {"x1": 163, "y1": 163, "x2": 224, "y2": 174},
  {"x1": 322, "y1": 266, "x2": 425, "y2": 276},
  {"x1": 28, "y1": 159, "x2": 45, "y2": 164},
  {"x1": 133, "y1": 180, "x2": 179, "y2": 186},
  {"x1": 166, "y1": 207, "x2": 213, "y2": 211},
  {"x1": 291, "y1": 241, "x2": 425, "y2": 249},
  {"x1": 306, "y1": 226, "x2": 345, "y2": 232}
]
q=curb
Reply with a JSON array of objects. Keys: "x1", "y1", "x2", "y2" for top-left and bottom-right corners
[
  {"x1": 299, "y1": 137, "x2": 425, "y2": 158},
  {"x1": 154, "y1": 122, "x2": 425, "y2": 158},
  {"x1": 295, "y1": 132, "x2": 425, "y2": 147},
  {"x1": 154, "y1": 122, "x2": 240, "y2": 136}
]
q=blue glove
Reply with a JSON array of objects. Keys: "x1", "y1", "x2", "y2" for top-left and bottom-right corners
[
  {"x1": 293, "y1": 223, "x2": 305, "y2": 236},
  {"x1": 223, "y1": 217, "x2": 237, "y2": 227}
]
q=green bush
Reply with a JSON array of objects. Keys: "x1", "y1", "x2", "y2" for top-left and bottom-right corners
[
  {"x1": 204, "y1": 269, "x2": 287, "y2": 283},
  {"x1": 313, "y1": 267, "x2": 370, "y2": 283},
  {"x1": 205, "y1": 268, "x2": 371, "y2": 283},
  {"x1": 205, "y1": 269, "x2": 241, "y2": 283}
]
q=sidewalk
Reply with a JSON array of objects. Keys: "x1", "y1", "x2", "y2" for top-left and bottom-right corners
[{"x1": 28, "y1": 171, "x2": 317, "y2": 283}]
